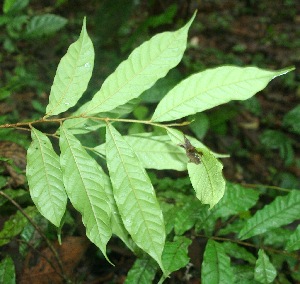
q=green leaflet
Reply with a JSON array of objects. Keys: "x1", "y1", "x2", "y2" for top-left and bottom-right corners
[
  {"x1": 202, "y1": 240, "x2": 235, "y2": 284},
  {"x1": 26, "y1": 127, "x2": 67, "y2": 227},
  {"x1": 0, "y1": 206, "x2": 37, "y2": 246},
  {"x1": 59, "y1": 125, "x2": 112, "y2": 260},
  {"x1": 0, "y1": 256, "x2": 15, "y2": 284},
  {"x1": 45, "y1": 18, "x2": 94, "y2": 117},
  {"x1": 125, "y1": 257, "x2": 157, "y2": 284},
  {"x1": 254, "y1": 250, "x2": 277, "y2": 284},
  {"x1": 239, "y1": 190, "x2": 300, "y2": 240},
  {"x1": 151, "y1": 66, "x2": 295, "y2": 122},
  {"x1": 221, "y1": 242, "x2": 256, "y2": 264},
  {"x1": 105, "y1": 123, "x2": 166, "y2": 273},
  {"x1": 162, "y1": 236, "x2": 192, "y2": 274},
  {"x1": 76, "y1": 12, "x2": 196, "y2": 116},
  {"x1": 286, "y1": 225, "x2": 300, "y2": 251},
  {"x1": 188, "y1": 148, "x2": 226, "y2": 209},
  {"x1": 25, "y1": 14, "x2": 67, "y2": 38}
]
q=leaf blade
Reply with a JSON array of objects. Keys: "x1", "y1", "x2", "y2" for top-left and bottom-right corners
[
  {"x1": 59, "y1": 125, "x2": 112, "y2": 260},
  {"x1": 105, "y1": 123, "x2": 165, "y2": 272},
  {"x1": 152, "y1": 66, "x2": 294, "y2": 122},
  {"x1": 26, "y1": 127, "x2": 67, "y2": 227},
  {"x1": 45, "y1": 18, "x2": 94, "y2": 116},
  {"x1": 188, "y1": 148, "x2": 226, "y2": 209},
  {"x1": 239, "y1": 190, "x2": 300, "y2": 240},
  {"x1": 77, "y1": 13, "x2": 196, "y2": 116},
  {"x1": 254, "y1": 250, "x2": 277, "y2": 284}
]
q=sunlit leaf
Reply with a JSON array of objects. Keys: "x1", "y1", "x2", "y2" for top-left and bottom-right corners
[
  {"x1": 239, "y1": 190, "x2": 300, "y2": 240},
  {"x1": 59, "y1": 125, "x2": 112, "y2": 260},
  {"x1": 162, "y1": 236, "x2": 192, "y2": 274},
  {"x1": 105, "y1": 123, "x2": 165, "y2": 272},
  {"x1": 0, "y1": 256, "x2": 15, "y2": 284},
  {"x1": 76, "y1": 12, "x2": 196, "y2": 116},
  {"x1": 26, "y1": 127, "x2": 67, "y2": 227},
  {"x1": 254, "y1": 250, "x2": 277, "y2": 284},
  {"x1": 152, "y1": 66, "x2": 294, "y2": 122},
  {"x1": 45, "y1": 18, "x2": 94, "y2": 116},
  {"x1": 188, "y1": 148, "x2": 226, "y2": 209},
  {"x1": 202, "y1": 240, "x2": 235, "y2": 284}
]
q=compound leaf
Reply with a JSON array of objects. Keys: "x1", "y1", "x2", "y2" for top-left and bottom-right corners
[
  {"x1": 105, "y1": 123, "x2": 165, "y2": 272},
  {"x1": 152, "y1": 66, "x2": 294, "y2": 122},
  {"x1": 254, "y1": 250, "x2": 277, "y2": 284},
  {"x1": 77, "y1": 12, "x2": 196, "y2": 116},
  {"x1": 239, "y1": 190, "x2": 300, "y2": 240},
  {"x1": 59, "y1": 125, "x2": 112, "y2": 260},
  {"x1": 188, "y1": 148, "x2": 226, "y2": 209},
  {"x1": 202, "y1": 239, "x2": 235, "y2": 284},
  {"x1": 45, "y1": 18, "x2": 94, "y2": 116},
  {"x1": 26, "y1": 127, "x2": 67, "y2": 227}
]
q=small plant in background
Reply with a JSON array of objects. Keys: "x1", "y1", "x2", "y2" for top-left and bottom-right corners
[{"x1": 0, "y1": 10, "x2": 299, "y2": 284}]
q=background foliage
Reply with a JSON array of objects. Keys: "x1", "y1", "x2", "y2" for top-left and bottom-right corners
[{"x1": 0, "y1": 0, "x2": 299, "y2": 283}]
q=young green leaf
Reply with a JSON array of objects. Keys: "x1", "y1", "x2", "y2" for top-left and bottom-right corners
[
  {"x1": 162, "y1": 236, "x2": 192, "y2": 274},
  {"x1": 125, "y1": 256, "x2": 158, "y2": 284},
  {"x1": 188, "y1": 148, "x2": 226, "y2": 209},
  {"x1": 0, "y1": 256, "x2": 15, "y2": 284},
  {"x1": 152, "y1": 66, "x2": 294, "y2": 122},
  {"x1": 26, "y1": 127, "x2": 67, "y2": 227},
  {"x1": 202, "y1": 240, "x2": 235, "y2": 284},
  {"x1": 239, "y1": 190, "x2": 300, "y2": 240},
  {"x1": 254, "y1": 250, "x2": 277, "y2": 284},
  {"x1": 59, "y1": 125, "x2": 112, "y2": 260},
  {"x1": 77, "y1": 12, "x2": 196, "y2": 116},
  {"x1": 285, "y1": 225, "x2": 300, "y2": 251},
  {"x1": 105, "y1": 123, "x2": 165, "y2": 272},
  {"x1": 45, "y1": 18, "x2": 94, "y2": 117}
]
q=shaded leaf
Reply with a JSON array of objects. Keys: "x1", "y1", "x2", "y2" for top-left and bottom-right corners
[
  {"x1": 45, "y1": 18, "x2": 94, "y2": 116},
  {"x1": 0, "y1": 206, "x2": 37, "y2": 246},
  {"x1": 152, "y1": 66, "x2": 294, "y2": 122},
  {"x1": 202, "y1": 239, "x2": 235, "y2": 284},
  {"x1": 162, "y1": 236, "x2": 192, "y2": 274},
  {"x1": 105, "y1": 123, "x2": 165, "y2": 272},
  {"x1": 0, "y1": 256, "x2": 15, "y2": 284},
  {"x1": 77, "y1": 13, "x2": 196, "y2": 116},
  {"x1": 59, "y1": 126, "x2": 112, "y2": 260},
  {"x1": 254, "y1": 250, "x2": 277, "y2": 284},
  {"x1": 25, "y1": 14, "x2": 67, "y2": 38},
  {"x1": 125, "y1": 256, "x2": 157, "y2": 284},
  {"x1": 0, "y1": 189, "x2": 28, "y2": 207},
  {"x1": 188, "y1": 148, "x2": 226, "y2": 209},
  {"x1": 286, "y1": 225, "x2": 300, "y2": 251},
  {"x1": 26, "y1": 127, "x2": 67, "y2": 227},
  {"x1": 283, "y1": 104, "x2": 300, "y2": 134},
  {"x1": 239, "y1": 190, "x2": 300, "y2": 240},
  {"x1": 221, "y1": 242, "x2": 256, "y2": 264}
]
